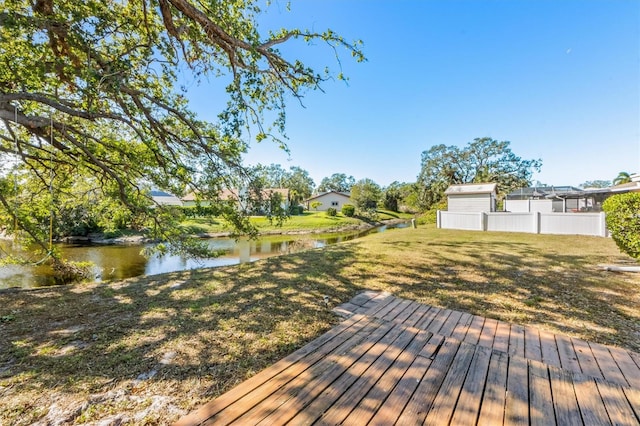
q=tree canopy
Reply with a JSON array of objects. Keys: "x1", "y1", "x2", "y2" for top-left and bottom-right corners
[
  {"x1": 416, "y1": 137, "x2": 542, "y2": 210},
  {"x1": 580, "y1": 180, "x2": 611, "y2": 189},
  {"x1": 613, "y1": 172, "x2": 632, "y2": 186},
  {"x1": 0, "y1": 0, "x2": 363, "y2": 261},
  {"x1": 350, "y1": 178, "x2": 381, "y2": 211},
  {"x1": 317, "y1": 173, "x2": 355, "y2": 193},
  {"x1": 250, "y1": 163, "x2": 314, "y2": 205}
]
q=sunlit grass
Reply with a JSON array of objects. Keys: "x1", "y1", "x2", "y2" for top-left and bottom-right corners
[{"x1": 1, "y1": 225, "x2": 638, "y2": 424}]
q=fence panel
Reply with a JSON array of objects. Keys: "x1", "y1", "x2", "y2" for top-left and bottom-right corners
[
  {"x1": 486, "y1": 213, "x2": 535, "y2": 233},
  {"x1": 438, "y1": 211, "x2": 607, "y2": 237},
  {"x1": 438, "y1": 211, "x2": 484, "y2": 231},
  {"x1": 539, "y1": 213, "x2": 606, "y2": 236}
]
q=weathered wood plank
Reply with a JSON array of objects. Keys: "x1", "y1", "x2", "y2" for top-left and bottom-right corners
[
  {"x1": 505, "y1": 354, "x2": 529, "y2": 425},
  {"x1": 478, "y1": 317, "x2": 498, "y2": 349},
  {"x1": 423, "y1": 341, "x2": 477, "y2": 425},
  {"x1": 369, "y1": 333, "x2": 444, "y2": 426},
  {"x1": 175, "y1": 314, "x2": 373, "y2": 426},
  {"x1": 572, "y1": 337, "x2": 605, "y2": 381},
  {"x1": 539, "y1": 329, "x2": 562, "y2": 368},
  {"x1": 556, "y1": 333, "x2": 581, "y2": 374},
  {"x1": 572, "y1": 375, "x2": 612, "y2": 425},
  {"x1": 380, "y1": 297, "x2": 413, "y2": 322},
  {"x1": 317, "y1": 325, "x2": 419, "y2": 425},
  {"x1": 596, "y1": 380, "x2": 638, "y2": 426},
  {"x1": 414, "y1": 305, "x2": 441, "y2": 331},
  {"x1": 463, "y1": 315, "x2": 485, "y2": 345},
  {"x1": 392, "y1": 300, "x2": 421, "y2": 325},
  {"x1": 493, "y1": 321, "x2": 511, "y2": 353},
  {"x1": 509, "y1": 323, "x2": 526, "y2": 358},
  {"x1": 450, "y1": 311, "x2": 473, "y2": 341},
  {"x1": 588, "y1": 342, "x2": 628, "y2": 387},
  {"x1": 396, "y1": 338, "x2": 461, "y2": 424},
  {"x1": 366, "y1": 294, "x2": 401, "y2": 318},
  {"x1": 449, "y1": 344, "x2": 493, "y2": 426},
  {"x1": 524, "y1": 326, "x2": 543, "y2": 362},
  {"x1": 548, "y1": 366, "x2": 582, "y2": 426},
  {"x1": 339, "y1": 329, "x2": 432, "y2": 425},
  {"x1": 528, "y1": 359, "x2": 555, "y2": 426},
  {"x1": 268, "y1": 323, "x2": 403, "y2": 424},
  {"x1": 608, "y1": 346, "x2": 640, "y2": 388},
  {"x1": 218, "y1": 318, "x2": 390, "y2": 425},
  {"x1": 420, "y1": 308, "x2": 453, "y2": 335},
  {"x1": 438, "y1": 309, "x2": 464, "y2": 338},
  {"x1": 622, "y1": 386, "x2": 640, "y2": 422},
  {"x1": 403, "y1": 302, "x2": 431, "y2": 328},
  {"x1": 477, "y1": 350, "x2": 509, "y2": 426}
]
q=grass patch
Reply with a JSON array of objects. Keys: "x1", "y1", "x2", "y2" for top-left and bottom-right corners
[{"x1": 1, "y1": 225, "x2": 638, "y2": 423}]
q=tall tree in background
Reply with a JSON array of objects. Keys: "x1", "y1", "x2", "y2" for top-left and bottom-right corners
[
  {"x1": 350, "y1": 178, "x2": 381, "y2": 211},
  {"x1": 317, "y1": 173, "x2": 356, "y2": 193},
  {"x1": 580, "y1": 180, "x2": 611, "y2": 189},
  {"x1": 250, "y1": 164, "x2": 314, "y2": 205},
  {"x1": 613, "y1": 172, "x2": 632, "y2": 185},
  {"x1": 416, "y1": 137, "x2": 541, "y2": 210},
  {"x1": 0, "y1": 0, "x2": 364, "y2": 261}
]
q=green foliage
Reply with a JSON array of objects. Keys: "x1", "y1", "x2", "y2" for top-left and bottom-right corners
[
  {"x1": 350, "y1": 178, "x2": 382, "y2": 211},
  {"x1": 311, "y1": 201, "x2": 322, "y2": 211},
  {"x1": 580, "y1": 180, "x2": 611, "y2": 189},
  {"x1": 0, "y1": 0, "x2": 364, "y2": 261},
  {"x1": 250, "y1": 164, "x2": 315, "y2": 205},
  {"x1": 603, "y1": 193, "x2": 640, "y2": 259},
  {"x1": 417, "y1": 137, "x2": 541, "y2": 210},
  {"x1": 341, "y1": 204, "x2": 355, "y2": 217},
  {"x1": 289, "y1": 205, "x2": 304, "y2": 215},
  {"x1": 417, "y1": 200, "x2": 448, "y2": 225},
  {"x1": 613, "y1": 172, "x2": 632, "y2": 185},
  {"x1": 317, "y1": 173, "x2": 356, "y2": 193},
  {"x1": 326, "y1": 207, "x2": 337, "y2": 217}
]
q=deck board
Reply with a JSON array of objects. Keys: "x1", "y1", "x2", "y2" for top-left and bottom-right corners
[{"x1": 176, "y1": 293, "x2": 640, "y2": 426}]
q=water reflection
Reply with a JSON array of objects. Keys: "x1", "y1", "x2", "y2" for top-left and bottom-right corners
[{"x1": 0, "y1": 222, "x2": 408, "y2": 289}]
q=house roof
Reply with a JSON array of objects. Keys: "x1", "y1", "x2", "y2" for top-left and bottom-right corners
[
  {"x1": 183, "y1": 188, "x2": 289, "y2": 202},
  {"x1": 444, "y1": 183, "x2": 497, "y2": 195},
  {"x1": 305, "y1": 191, "x2": 351, "y2": 202},
  {"x1": 150, "y1": 190, "x2": 183, "y2": 206}
]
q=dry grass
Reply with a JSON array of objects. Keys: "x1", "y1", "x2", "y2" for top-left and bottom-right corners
[{"x1": 1, "y1": 225, "x2": 639, "y2": 424}]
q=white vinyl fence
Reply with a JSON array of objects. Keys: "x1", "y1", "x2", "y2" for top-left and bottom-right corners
[{"x1": 437, "y1": 211, "x2": 608, "y2": 237}]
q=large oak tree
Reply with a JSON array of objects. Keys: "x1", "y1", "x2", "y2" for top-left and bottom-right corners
[
  {"x1": 0, "y1": 0, "x2": 363, "y2": 261},
  {"x1": 417, "y1": 137, "x2": 542, "y2": 210}
]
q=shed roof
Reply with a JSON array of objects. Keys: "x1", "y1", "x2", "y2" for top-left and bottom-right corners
[{"x1": 444, "y1": 183, "x2": 497, "y2": 195}]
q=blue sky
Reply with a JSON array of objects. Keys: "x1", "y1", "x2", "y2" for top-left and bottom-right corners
[{"x1": 187, "y1": 0, "x2": 640, "y2": 188}]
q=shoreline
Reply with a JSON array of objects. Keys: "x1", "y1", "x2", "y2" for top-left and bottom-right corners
[{"x1": 1, "y1": 218, "x2": 411, "y2": 245}]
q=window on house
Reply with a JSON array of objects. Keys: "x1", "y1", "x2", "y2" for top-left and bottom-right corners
[{"x1": 331, "y1": 201, "x2": 339, "y2": 206}]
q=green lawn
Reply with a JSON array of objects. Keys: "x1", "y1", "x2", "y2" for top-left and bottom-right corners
[
  {"x1": 180, "y1": 209, "x2": 413, "y2": 234},
  {"x1": 1, "y1": 225, "x2": 638, "y2": 423}
]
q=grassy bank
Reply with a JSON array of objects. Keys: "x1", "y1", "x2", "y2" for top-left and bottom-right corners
[
  {"x1": 1, "y1": 226, "x2": 638, "y2": 424},
  {"x1": 179, "y1": 209, "x2": 413, "y2": 235}
]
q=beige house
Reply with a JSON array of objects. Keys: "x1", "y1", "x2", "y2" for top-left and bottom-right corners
[{"x1": 305, "y1": 191, "x2": 352, "y2": 211}]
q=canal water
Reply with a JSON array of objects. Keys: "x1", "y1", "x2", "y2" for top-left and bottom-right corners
[{"x1": 0, "y1": 223, "x2": 408, "y2": 289}]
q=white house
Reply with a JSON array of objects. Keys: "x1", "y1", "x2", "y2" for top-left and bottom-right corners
[
  {"x1": 305, "y1": 191, "x2": 352, "y2": 211},
  {"x1": 444, "y1": 183, "x2": 497, "y2": 212}
]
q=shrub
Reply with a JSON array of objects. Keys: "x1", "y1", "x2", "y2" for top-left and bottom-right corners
[
  {"x1": 326, "y1": 207, "x2": 337, "y2": 217},
  {"x1": 341, "y1": 204, "x2": 356, "y2": 217},
  {"x1": 603, "y1": 192, "x2": 640, "y2": 259}
]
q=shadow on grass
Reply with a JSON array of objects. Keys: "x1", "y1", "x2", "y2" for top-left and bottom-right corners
[{"x1": 0, "y1": 228, "x2": 638, "y2": 423}]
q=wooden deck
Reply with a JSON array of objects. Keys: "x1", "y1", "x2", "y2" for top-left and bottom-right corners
[{"x1": 175, "y1": 292, "x2": 640, "y2": 425}]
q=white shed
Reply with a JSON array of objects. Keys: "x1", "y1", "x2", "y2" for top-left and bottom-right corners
[{"x1": 445, "y1": 183, "x2": 497, "y2": 212}]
